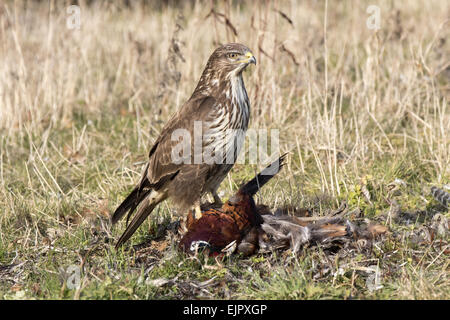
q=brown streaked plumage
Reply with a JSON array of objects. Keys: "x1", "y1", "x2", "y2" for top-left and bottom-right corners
[{"x1": 112, "y1": 43, "x2": 256, "y2": 248}]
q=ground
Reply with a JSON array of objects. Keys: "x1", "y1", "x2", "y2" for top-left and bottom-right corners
[{"x1": 0, "y1": 0, "x2": 448, "y2": 299}]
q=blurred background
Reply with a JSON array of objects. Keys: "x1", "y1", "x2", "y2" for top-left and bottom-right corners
[{"x1": 1, "y1": 0, "x2": 448, "y2": 194}]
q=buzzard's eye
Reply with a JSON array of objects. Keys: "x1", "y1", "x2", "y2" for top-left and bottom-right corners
[{"x1": 227, "y1": 53, "x2": 238, "y2": 59}]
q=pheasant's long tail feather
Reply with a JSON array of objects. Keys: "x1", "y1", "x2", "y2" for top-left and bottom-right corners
[{"x1": 239, "y1": 154, "x2": 287, "y2": 196}]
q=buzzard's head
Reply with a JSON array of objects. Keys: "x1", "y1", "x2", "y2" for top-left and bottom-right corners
[
  {"x1": 206, "y1": 43, "x2": 256, "y2": 78},
  {"x1": 194, "y1": 43, "x2": 255, "y2": 96}
]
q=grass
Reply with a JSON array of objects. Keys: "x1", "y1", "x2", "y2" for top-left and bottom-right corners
[{"x1": 0, "y1": 0, "x2": 448, "y2": 299}]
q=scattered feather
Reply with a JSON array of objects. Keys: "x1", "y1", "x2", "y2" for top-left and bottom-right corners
[{"x1": 431, "y1": 186, "x2": 450, "y2": 208}]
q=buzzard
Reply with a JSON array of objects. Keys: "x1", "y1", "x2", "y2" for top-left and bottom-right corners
[{"x1": 112, "y1": 43, "x2": 256, "y2": 248}]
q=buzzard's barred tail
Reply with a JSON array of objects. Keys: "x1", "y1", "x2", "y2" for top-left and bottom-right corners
[
  {"x1": 111, "y1": 186, "x2": 150, "y2": 225},
  {"x1": 115, "y1": 190, "x2": 167, "y2": 249},
  {"x1": 239, "y1": 154, "x2": 287, "y2": 196}
]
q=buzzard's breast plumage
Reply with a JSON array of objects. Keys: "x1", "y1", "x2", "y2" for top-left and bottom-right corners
[{"x1": 202, "y1": 70, "x2": 250, "y2": 195}]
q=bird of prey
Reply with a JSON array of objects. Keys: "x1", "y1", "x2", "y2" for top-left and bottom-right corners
[
  {"x1": 112, "y1": 43, "x2": 256, "y2": 248},
  {"x1": 180, "y1": 155, "x2": 286, "y2": 256}
]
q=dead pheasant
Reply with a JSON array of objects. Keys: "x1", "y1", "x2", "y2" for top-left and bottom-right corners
[
  {"x1": 180, "y1": 155, "x2": 388, "y2": 256},
  {"x1": 179, "y1": 155, "x2": 286, "y2": 256}
]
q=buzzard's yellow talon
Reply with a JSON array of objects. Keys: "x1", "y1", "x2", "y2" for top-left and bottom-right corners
[{"x1": 194, "y1": 204, "x2": 203, "y2": 220}]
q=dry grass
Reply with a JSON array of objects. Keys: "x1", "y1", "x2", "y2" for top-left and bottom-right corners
[{"x1": 0, "y1": 0, "x2": 448, "y2": 299}]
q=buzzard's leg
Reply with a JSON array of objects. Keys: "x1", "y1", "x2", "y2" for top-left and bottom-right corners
[
  {"x1": 194, "y1": 201, "x2": 203, "y2": 219},
  {"x1": 179, "y1": 216, "x2": 188, "y2": 234},
  {"x1": 211, "y1": 190, "x2": 223, "y2": 205}
]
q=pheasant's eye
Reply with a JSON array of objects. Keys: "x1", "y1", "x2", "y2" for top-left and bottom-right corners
[{"x1": 227, "y1": 53, "x2": 238, "y2": 59}]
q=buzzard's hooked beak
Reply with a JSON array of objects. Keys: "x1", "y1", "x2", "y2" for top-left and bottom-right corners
[{"x1": 245, "y1": 51, "x2": 256, "y2": 65}]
